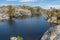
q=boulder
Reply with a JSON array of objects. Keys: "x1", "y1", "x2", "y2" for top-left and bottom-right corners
[{"x1": 41, "y1": 25, "x2": 60, "y2": 40}]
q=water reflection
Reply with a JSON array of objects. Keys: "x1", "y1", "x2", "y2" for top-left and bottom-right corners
[
  {"x1": 0, "y1": 16, "x2": 50, "y2": 40},
  {"x1": 7, "y1": 19, "x2": 15, "y2": 26}
]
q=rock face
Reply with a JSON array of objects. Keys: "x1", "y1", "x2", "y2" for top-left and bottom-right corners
[
  {"x1": 10, "y1": 37, "x2": 17, "y2": 40},
  {"x1": 0, "y1": 6, "x2": 32, "y2": 16},
  {"x1": 41, "y1": 25, "x2": 60, "y2": 40},
  {"x1": 47, "y1": 17, "x2": 57, "y2": 24},
  {"x1": 15, "y1": 8, "x2": 31, "y2": 16}
]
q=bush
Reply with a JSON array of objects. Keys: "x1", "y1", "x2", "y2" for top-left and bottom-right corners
[{"x1": 17, "y1": 36, "x2": 23, "y2": 40}]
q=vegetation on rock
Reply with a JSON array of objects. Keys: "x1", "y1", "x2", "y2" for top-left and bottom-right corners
[
  {"x1": 17, "y1": 36, "x2": 23, "y2": 40},
  {"x1": 6, "y1": 5, "x2": 15, "y2": 19}
]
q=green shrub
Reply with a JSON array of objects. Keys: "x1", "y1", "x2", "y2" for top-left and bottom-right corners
[{"x1": 17, "y1": 36, "x2": 23, "y2": 40}]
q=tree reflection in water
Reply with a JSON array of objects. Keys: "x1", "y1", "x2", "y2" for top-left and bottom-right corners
[{"x1": 8, "y1": 18, "x2": 15, "y2": 27}]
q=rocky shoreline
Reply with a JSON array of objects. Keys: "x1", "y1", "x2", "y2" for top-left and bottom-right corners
[{"x1": 41, "y1": 25, "x2": 60, "y2": 40}]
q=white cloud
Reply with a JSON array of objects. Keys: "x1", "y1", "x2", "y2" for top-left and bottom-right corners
[
  {"x1": 0, "y1": 4, "x2": 8, "y2": 6},
  {"x1": 0, "y1": 4, "x2": 17, "y2": 6},
  {"x1": 48, "y1": 5, "x2": 60, "y2": 9},
  {"x1": 19, "y1": 0, "x2": 44, "y2": 2},
  {"x1": 6, "y1": 0, "x2": 17, "y2": 1},
  {"x1": 19, "y1": 0, "x2": 37, "y2": 2},
  {"x1": 6, "y1": 0, "x2": 43, "y2": 2},
  {"x1": 41, "y1": 5, "x2": 60, "y2": 9}
]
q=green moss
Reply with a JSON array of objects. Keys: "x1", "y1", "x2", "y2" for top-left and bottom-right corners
[{"x1": 17, "y1": 36, "x2": 23, "y2": 40}]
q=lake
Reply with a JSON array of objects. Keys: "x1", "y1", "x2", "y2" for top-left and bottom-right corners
[{"x1": 0, "y1": 16, "x2": 50, "y2": 40}]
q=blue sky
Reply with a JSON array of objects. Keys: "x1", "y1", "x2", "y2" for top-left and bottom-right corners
[{"x1": 0, "y1": 0, "x2": 60, "y2": 9}]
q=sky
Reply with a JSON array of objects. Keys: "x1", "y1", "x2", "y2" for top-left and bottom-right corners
[{"x1": 0, "y1": 0, "x2": 60, "y2": 9}]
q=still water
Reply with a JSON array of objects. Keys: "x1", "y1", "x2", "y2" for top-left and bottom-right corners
[{"x1": 0, "y1": 16, "x2": 50, "y2": 40}]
